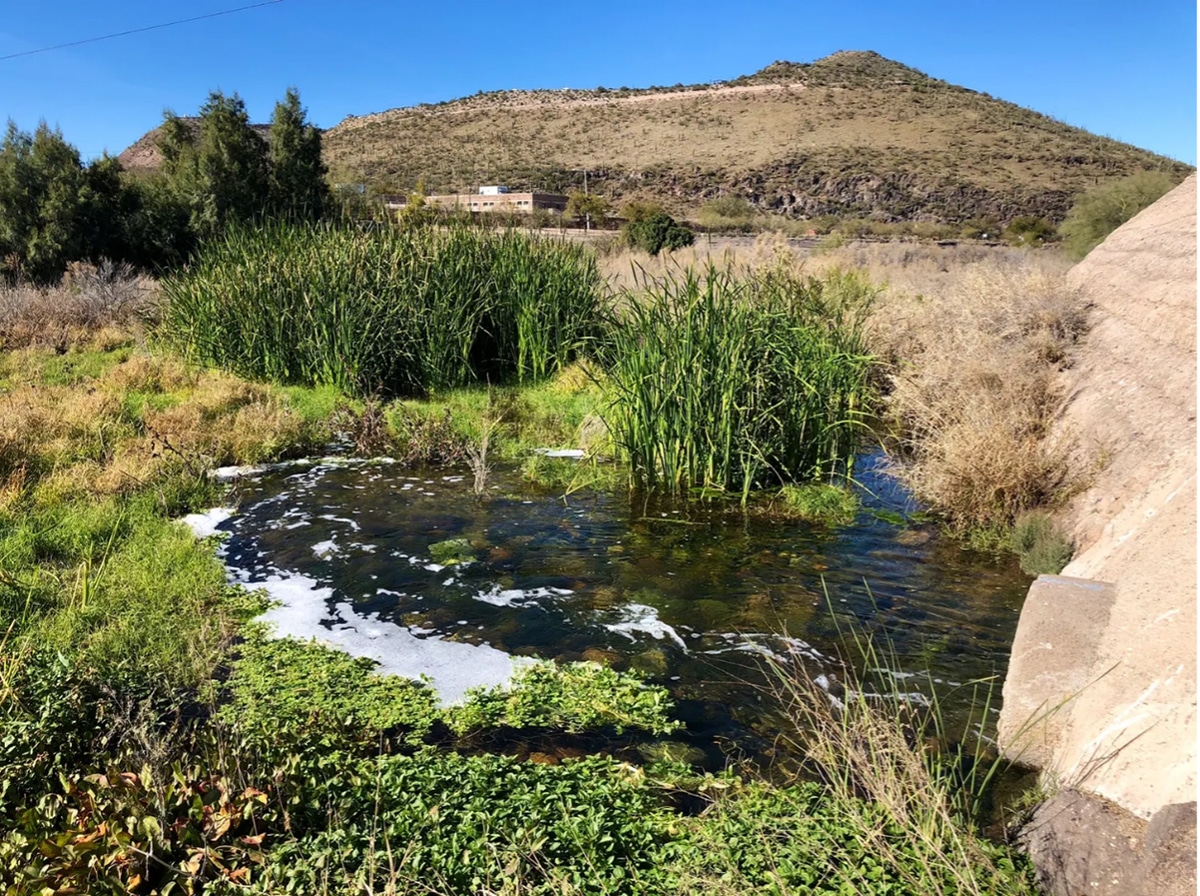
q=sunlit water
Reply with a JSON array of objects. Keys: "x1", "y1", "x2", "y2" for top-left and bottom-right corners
[{"x1": 205, "y1": 452, "x2": 1031, "y2": 766}]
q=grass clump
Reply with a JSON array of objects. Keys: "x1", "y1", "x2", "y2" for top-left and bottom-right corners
[
  {"x1": 159, "y1": 221, "x2": 603, "y2": 397},
  {"x1": 1011, "y1": 510, "x2": 1073, "y2": 575},
  {"x1": 778, "y1": 482, "x2": 860, "y2": 525},
  {"x1": 751, "y1": 642, "x2": 1039, "y2": 896},
  {"x1": 874, "y1": 261, "x2": 1088, "y2": 534},
  {"x1": 597, "y1": 264, "x2": 875, "y2": 499}
]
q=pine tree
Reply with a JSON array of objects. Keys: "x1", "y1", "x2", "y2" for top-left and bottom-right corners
[
  {"x1": 268, "y1": 88, "x2": 330, "y2": 221},
  {"x1": 0, "y1": 122, "x2": 91, "y2": 282},
  {"x1": 159, "y1": 91, "x2": 269, "y2": 237}
]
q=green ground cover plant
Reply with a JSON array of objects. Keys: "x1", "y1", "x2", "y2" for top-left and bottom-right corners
[{"x1": 447, "y1": 661, "x2": 682, "y2": 736}]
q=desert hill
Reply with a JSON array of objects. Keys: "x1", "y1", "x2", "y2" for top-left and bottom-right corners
[
  {"x1": 122, "y1": 51, "x2": 1192, "y2": 225},
  {"x1": 118, "y1": 120, "x2": 272, "y2": 172}
]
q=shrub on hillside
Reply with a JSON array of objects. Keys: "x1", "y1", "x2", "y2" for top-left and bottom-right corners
[
  {"x1": 1002, "y1": 216, "x2": 1056, "y2": 246},
  {"x1": 1058, "y1": 170, "x2": 1177, "y2": 260},
  {"x1": 696, "y1": 195, "x2": 757, "y2": 232},
  {"x1": 623, "y1": 211, "x2": 694, "y2": 255}
]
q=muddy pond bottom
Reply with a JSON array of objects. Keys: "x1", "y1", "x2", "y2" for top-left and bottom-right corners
[{"x1": 212, "y1": 453, "x2": 1031, "y2": 766}]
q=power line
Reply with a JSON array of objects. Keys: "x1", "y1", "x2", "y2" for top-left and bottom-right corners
[{"x1": 0, "y1": 0, "x2": 285, "y2": 62}]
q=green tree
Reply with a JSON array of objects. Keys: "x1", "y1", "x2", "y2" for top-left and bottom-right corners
[
  {"x1": 394, "y1": 177, "x2": 438, "y2": 229},
  {"x1": 268, "y1": 87, "x2": 330, "y2": 220},
  {"x1": 1058, "y1": 170, "x2": 1177, "y2": 260},
  {"x1": 0, "y1": 122, "x2": 130, "y2": 283},
  {"x1": 160, "y1": 91, "x2": 269, "y2": 237},
  {"x1": 566, "y1": 191, "x2": 609, "y2": 228},
  {"x1": 623, "y1": 211, "x2": 694, "y2": 256}
]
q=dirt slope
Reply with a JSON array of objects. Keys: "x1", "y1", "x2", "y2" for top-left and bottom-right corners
[{"x1": 1001, "y1": 175, "x2": 1196, "y2": 817}]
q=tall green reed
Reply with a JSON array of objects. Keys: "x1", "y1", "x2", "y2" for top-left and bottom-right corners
[
  {"x1": 159, "y1": 222, "x2": 602, "y2": 396},
  {"x1": 596, "y1": 264, "x2": 876, "y2": 499}
]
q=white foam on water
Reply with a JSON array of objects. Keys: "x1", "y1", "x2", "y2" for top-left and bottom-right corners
[
  {"x1": 180, "y1": 507, "x2": 234, "y2": 538},
  {"x1": 535, "y1": 448, "x2": 585, "y2": 459},
  {"x1": 604, "y1": 603, "x2": 688, "y2": 651},
  {"x1": 319, "y1": 514, "x2": 361, "y2": 531},
  {"x1": 701, "y1": 633, "x2": 825, "y2": 664},
  {"x1": 472, "y1": 585, "x2": 573, "y2": 608},
  {"x1": 233, "y1": 566, "x2": 528, "y2": 705}
]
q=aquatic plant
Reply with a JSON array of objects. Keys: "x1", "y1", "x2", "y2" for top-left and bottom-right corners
[
  {"x1": 1011, "y1": 510, "x2": 1073, "y2": 575},
  {"x1": 778, "y1": 482, "x2": 861, "y2": 525},
  {"x1": 596, "y1": 264, "x2": 876, "y2": 498},
  {"x1": 159, "y1": 222, "x2": 603, "y2": 396}
]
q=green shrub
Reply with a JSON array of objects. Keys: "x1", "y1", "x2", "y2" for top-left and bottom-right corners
[
  {"x1": 1058, "y1": 170, "x2": 1177, "y2": 260},
  {"x1": 623, "y1": 211, "x2": 695, "y2": 255},
  {"x1": 597, "y1": 265, "x2": 875, "y2": 498},
  {"x1": 1003, "y1": 216, "x2": 1056, "y2": 246},
  {"x1": 1011, "y1": 511, "x2": 1073, "y2": 575},
  {"x1": 620, "y1": 199, "x2": 667, "y2": 222},
  {"x1": 696, "y1": 196, "x2": 757, "y2": 232}
]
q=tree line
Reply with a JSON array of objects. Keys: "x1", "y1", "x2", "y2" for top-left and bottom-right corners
[{"x1": 0, "y1": 88, "x2": 330, "y2": 284}]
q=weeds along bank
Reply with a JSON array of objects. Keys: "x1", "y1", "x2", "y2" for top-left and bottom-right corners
[
  {"x1": 603, "y1": 234, "x2": 1087, "y2": 561},
  {"x1": 159, "y1": 222, "x2": 875, "y2": 497},
  {"x1": 159, "y1": 223, "x2": 603, "y2": 396},
  {"x1": 0, "y1": 246, "x2": 1045, "y2": 893}
]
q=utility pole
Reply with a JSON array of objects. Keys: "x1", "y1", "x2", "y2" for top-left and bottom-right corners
[{"x1": 574, "y1": 168, "x2": 591, "y2": 232}]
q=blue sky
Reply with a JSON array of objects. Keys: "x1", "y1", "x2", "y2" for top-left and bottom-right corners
[{"x1": 1, "y1": 0, "x2": 1195, "y2": 164}]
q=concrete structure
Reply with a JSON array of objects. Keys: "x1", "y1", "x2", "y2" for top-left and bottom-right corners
[
  {"x1": 424, "y1": 191, "x2": 568, "y2": 214},
  {"x1": 998, "y1": 176, "x2": 1196, "y2": 896},
  {"x1": 380, "y1": 189, "x2": 568, "y2": 214}
]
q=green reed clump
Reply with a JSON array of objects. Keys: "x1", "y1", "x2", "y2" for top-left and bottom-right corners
[
  {"x1": 158, "y1": 222, "x2": 602, "y2": 396},
  {"x1": 597, "y1": 265, "x2": 876, "y2": 498}
]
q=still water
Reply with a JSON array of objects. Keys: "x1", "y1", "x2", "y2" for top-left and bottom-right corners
[{"x1": 208, "y1": 452, "x2": 1030, "y2": 763}]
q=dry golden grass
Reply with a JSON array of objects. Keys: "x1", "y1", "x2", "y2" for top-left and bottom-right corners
[
  {"x1": 598, "y1": 232, "x2": 1058, "y2": 295},
  {"x1": 870, "y1": 260, "x2": 1088, "y2": 531},
  {"x1": 0, "y1": 347, "x2": 316, "y2": 505}
]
